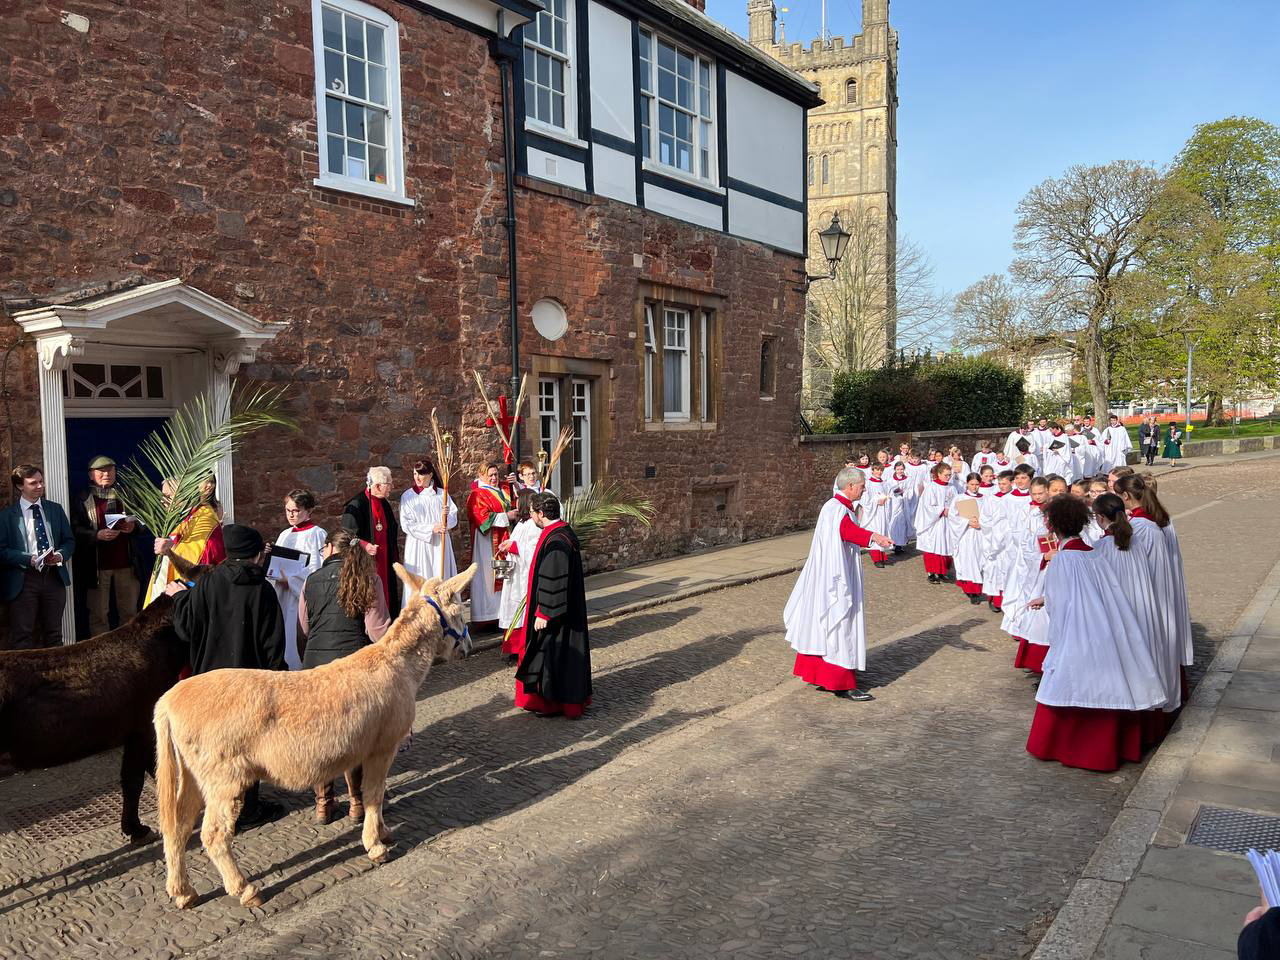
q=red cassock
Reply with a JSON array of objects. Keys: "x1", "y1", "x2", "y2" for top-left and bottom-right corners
[{"x1": 791, "y1": 499, "x2": 874, "y2": 693}]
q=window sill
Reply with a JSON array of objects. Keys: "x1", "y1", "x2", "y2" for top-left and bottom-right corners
[
  {"x1": 645, "y1": 420, "x2": 717, "y2": 432},
  {"x1": 642, "y1": 160, "x2": 724, "y2": 195},
  {"x1": 524, "y1": 119, "x2": 588, "y2": 150},
  {"x1": 313, "y1": 176, "x2": 415, "y2": 208}
]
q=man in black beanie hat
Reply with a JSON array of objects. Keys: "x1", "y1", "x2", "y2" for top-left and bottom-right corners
[{"x1": 168, "y1": 522, "x2": 286, "y2": 828}]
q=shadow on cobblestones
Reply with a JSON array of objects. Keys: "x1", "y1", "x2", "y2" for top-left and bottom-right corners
[{"x1": 859, "y1": 618, "x2": 988, "y2": 690}]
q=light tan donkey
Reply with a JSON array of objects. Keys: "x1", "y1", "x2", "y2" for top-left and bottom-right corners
[{"x1": 153, "y1": 562, "x2": 476, "y2": 909}]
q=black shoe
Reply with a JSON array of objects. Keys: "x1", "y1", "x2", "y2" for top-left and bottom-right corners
[
  {"x1": 874, "y1": 560, "x2": 886, "y2": 568},
  {"x1": 988, "y1": 600, "x2": 1000, "y2": 613},
  {"x1": 506, "y1": 653, "x2": 518, "y2": 665},
  {"x1": 927, "y1": 573, "x2": 938, "y2": 583},
  {"x1": 833, "y1": 688, "x2": 875, "y2": 702},
  {"x1": 969, "y1": 594, "x2": 983, "y2": 604},
  {"x1": 237, "y1": 800, "x2": 285, "y2": 832},
  {"x1": 893, "y1": 546, "x2": 904, "y2": 555}
]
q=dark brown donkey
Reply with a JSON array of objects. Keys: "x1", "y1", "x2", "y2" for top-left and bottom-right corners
[{"x1": 0, "y1": 591, "x2": 191, "y2": 843}]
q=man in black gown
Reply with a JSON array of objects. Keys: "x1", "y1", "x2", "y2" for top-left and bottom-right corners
[{"x1": 514, "y1": 493, "x2": 591, "y2": 718}]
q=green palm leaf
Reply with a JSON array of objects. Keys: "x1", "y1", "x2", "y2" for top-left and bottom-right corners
[
  {"x1": 114, "y1": 383, "x2": 298, "y2": 535},
  {"x1": 562, "y1": 479, "x2": 654, "y2": 552}
]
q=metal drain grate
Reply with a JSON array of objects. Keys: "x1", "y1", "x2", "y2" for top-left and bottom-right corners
[
  {"x1": 1187, "y1": 805, "x2": 1280, "y2": 855},
  {"x1": 5, "y1": 784, "x2": 156, "y2": 843}
]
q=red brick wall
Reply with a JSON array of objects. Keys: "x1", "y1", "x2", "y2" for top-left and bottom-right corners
[{"x1": 0, "y1": 0, "x2": 817, "y2": 574}]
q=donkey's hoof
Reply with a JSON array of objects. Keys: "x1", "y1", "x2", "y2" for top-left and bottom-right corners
[
  {"x1": 368, "y1": 842, "x2": 391, "y2": 864},
  {"x1": 239, "y1": 884, "x2": 264, "y2": 908},
  {"x1": 126, "y1": 825, "x2": 155, "y2": 846},
  {"x1": 174, "y1": 893, "x2": 197, "y2": 910}
]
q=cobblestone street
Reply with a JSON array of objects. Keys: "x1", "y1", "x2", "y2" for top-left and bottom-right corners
[{"x1": 2, "y1": 461, "x2": 1278, "y2": 959}]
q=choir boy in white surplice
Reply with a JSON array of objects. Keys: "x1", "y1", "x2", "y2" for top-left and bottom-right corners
[
  {"x1": 902, "y1": 454, "x2": 930, "y2": 540},
  {"x1": 858, "y1": 463, "x2": 894, "y2": 567},
  {"x1": 1100, "y1": 414, "x2": 1133, "y2": 470},
  {"x1": 1011, "y1": 437, "x2": 1040, "y2": 474},
  {"x1": 1042, "y1": 438, "x2": 1073, "y2": 482},
  {"x1": 1003, "y1": 426, "x2": 1029, "y2": 459},
  {"x1": 1026, "y1": 495, "x2": 1165, "y2": 772},
  {"x1": 886, "y1": 461, "x2": 911, "y2": 551},
  {"x1": 981, "y1": 471, "x2": 1014, "y2": 611},
  {"x1": 784, "y1": 466, "x2": 894, "y2": 703},
  {"x1": 971, "y1": 439, "x2": 1000, "y2": 472},
  {"x1": 913, "y1": 462, "x2": 956, "y2": 583},
  {"x1": 272, "y1": 490, "x2": 327, "y2": 670},
  {"x1": 947, "y1": 473, "x2": 988, "y2": 604},
  {"x1": 400, "y1": 460, "x2": 459, "y2": 581}
]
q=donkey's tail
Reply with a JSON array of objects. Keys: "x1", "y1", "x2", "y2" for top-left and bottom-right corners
[{"x1": 153, "y1": 699, "x2": 184, "y2": 839}]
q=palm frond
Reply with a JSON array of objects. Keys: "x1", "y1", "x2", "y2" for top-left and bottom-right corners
[
  {"x1": 562, "y1": 479, "x2": 654, "y2": 552},
  {"x1": 115, "y1": 383, "x2": 298, "y2": 534}
]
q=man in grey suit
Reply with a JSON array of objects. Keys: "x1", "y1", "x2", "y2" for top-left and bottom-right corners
[{"x1": 0, "y1": 464, "x2": 75, "y2": 648}]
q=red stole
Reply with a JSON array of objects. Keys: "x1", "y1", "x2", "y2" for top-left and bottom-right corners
[
  {"x1": 367, "y1": 490, "x2": 391, "y2": 609},
  {"x1": 467, "y1": 484, "x2": 511, "y2": 589}
]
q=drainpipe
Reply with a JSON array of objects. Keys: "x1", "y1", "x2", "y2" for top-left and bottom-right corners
[{"x1": 493, "y1": 14, "x2": 522, "y2": 461}]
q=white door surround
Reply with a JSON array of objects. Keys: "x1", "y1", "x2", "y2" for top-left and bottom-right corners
[{"x1": 10, "y1": 278, "x2": 285, "y2": 642}]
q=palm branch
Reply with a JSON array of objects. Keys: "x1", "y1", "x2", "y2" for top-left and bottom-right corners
[
  {"x1": 115, "y1": 383, "x2": 298, "y2": 535},
  {"x1": 562, "y1": 479, "x2": 654, "y2": 552}
]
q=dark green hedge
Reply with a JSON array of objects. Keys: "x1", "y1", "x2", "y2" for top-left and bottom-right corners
[{"x1": 829, "y1": 356, "x2": 1024, "y2": 433}]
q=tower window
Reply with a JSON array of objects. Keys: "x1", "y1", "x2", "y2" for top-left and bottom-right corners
[
  {"x1": 846, "y1": 78, "x2": 857, "y2": 104},
  {"x1": 821, "y1": 154, "x2": 829, "y2": 184}
]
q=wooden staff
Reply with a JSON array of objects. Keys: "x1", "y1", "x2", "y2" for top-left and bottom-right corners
[{"x1": 430, "y1": 408, "x2": 456, "y2": 575}]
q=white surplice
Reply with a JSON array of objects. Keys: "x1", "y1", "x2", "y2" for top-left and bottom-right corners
[
  {"x1": 497, "y1": 518, "x2": 543, "y2": 629},
  {"x1": 1101, "y1": 424, "x2": 1133, "y2": 470},
  {"x1": 971, "y1": 450, "x2": 1000, "y2": 471},
  {"x1": 858, "y1": 476, "x2": 893, "y2": 541},
  {"x1": 1163, "y1": 522, "x2": 1193, "y2": 667},
  {"x1": 400, "y1": 485, "x2": 459, "y2": 581},
  {"x1": 886, "y1": 473, "x2": 911, "y2": 546},
  {"x1": 947, "y1": 492, "x2": 986, "y2": 585},
  {"x1": 1037, "y1": 548, "x2": 1166, "y2": 711},
  {"x1": 1042, "y1": 444, "x2": 1073, "y2": 482},
  {"x1": 981, "y1": 491, "x2": 1010, "y2": 597},
  {"x1": 273, "y1": 523, "x2": 327, "y2": 670},
  {"x1": 1003, "y1": 431, "x2": 1027, "y2": 459},
  {"x1": 913, "y1": 479, "x2": 955, "y2": 556},
  {"x1": 1000, "y1": 500, "x2": 1048, "y2": 644},
  {"x1": 902, "y1": 460, "x2": 930, "y2": 539},
  {"x1": 1093, "y1": 534, "x2": 1179, "y2": 711},
  {"x1": 784, "y1": 496, "x2": 867, "y2": 671}
]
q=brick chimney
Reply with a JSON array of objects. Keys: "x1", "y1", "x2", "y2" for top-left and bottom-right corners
[{"x1": 684, "y1": 0, "x2": 706, "y2": 11}]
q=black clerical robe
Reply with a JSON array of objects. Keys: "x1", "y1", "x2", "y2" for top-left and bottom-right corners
[
  {"x1": 172, "y1": 559, "x2": 285, "y2": 675},
  {"x1": 515, "y1": 521, "x2": 591, "y2": 713},
  {"x1": 341, "y1": 489, "x2": 401, "y2": 617}
]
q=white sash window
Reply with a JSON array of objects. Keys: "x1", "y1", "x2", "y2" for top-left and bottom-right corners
[{"x1": 312, "y1": 0, "x2": 410, "y2": 205}]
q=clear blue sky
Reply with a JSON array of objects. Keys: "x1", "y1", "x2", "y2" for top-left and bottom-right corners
[{"x1": 708, "y1": 0, "x2": 1280, "y2": 302}]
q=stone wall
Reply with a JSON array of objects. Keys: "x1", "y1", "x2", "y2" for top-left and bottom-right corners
[{"x1": 0, "y1": 0, "x2": 810, "y2": 576}]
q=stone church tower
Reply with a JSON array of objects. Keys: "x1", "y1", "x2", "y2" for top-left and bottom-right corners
[{"x1": 748, "y1": 0, "x2": 898, "y2": 414}]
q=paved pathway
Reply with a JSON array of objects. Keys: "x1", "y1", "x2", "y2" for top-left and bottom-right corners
[{"x1": 0, "y1": 456, "x2": 1276, "y2": 958}]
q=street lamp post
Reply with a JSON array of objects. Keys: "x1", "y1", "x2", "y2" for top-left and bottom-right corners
[
  {"x1": 1183, "y1": 331, "x2": 1199, "y2": 436},
  {"x1": 796, "y1": 212, "x2": 853, "y2": 291}
]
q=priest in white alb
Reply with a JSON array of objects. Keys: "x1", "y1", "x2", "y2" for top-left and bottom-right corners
[
  {"x1": 1100, "y1": 413, "x2": 1133, "y2": 470},
  {"x1": 784, "y1": 466, "x2": 894, "y2": 703}
]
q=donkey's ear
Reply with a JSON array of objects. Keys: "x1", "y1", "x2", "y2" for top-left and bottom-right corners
[
  {"x1": 393, "y1": 563, "x2": 424, "y2": 592},
  {"x1": 442, "y1": 563, "x2": 478, "y2": 598}
]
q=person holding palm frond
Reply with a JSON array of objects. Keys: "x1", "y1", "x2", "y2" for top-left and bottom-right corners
[
  {"x1": 497, "y1": 490, "x2": 541, "y2": 662},
  {"x1": 116, "y1": 383, "x2": 297, "y2": 612},
  {"x1": 143, "y1": 473, "x2": 225, "y2": 607}
]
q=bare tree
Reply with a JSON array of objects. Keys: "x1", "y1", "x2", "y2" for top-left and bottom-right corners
[
  {"x1": 951, "y1": 273, "x2": 1045, "y2": 365},
  {"x1": 804, "y1": 205, "x2": 948, "y2": 409},
  {"x1": 1012, "y1": 161, "x2": 1164, "y2": 418}
]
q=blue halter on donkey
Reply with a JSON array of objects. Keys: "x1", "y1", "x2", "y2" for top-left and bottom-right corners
[{"x1": 423, "y1": 596, "x2": 472, "y2": 656}]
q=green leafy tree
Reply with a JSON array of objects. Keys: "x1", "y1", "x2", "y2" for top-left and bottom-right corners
[{"x1": 1117, "y1": 118, "x2": 1280, "y2": 424}]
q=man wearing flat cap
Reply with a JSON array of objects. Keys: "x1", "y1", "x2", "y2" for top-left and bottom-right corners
[
  {"x1": 70, "y1": 454, "x2": 151, "y2": 638},
  {"x1": 168, "y1": 523, "x2": 286, "y2": 828}
]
